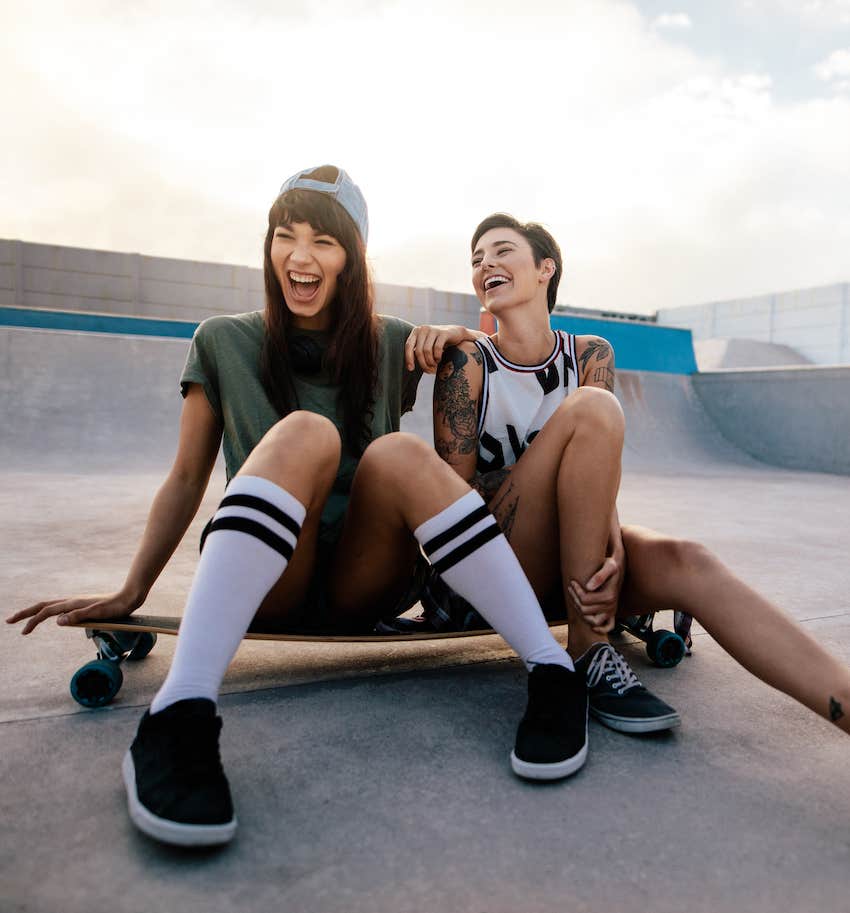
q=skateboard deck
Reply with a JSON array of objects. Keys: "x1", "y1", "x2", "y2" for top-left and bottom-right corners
[
  {"x1": 67, "y1": 613, "x2": 567, "y2": 709},
  {"x1": 69, "y1": 613, "x2": 521, "y2": 643}
]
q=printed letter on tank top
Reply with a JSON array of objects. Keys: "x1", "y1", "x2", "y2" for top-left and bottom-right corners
[{"x1": 474, "y1": 331, "x2": 580, "y2": 473}]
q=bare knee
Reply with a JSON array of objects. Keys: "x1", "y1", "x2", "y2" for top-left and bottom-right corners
[
  {"x1": 552, "y1": 387, "x2": 624, "y2": 440},
  {"x1": 358, "y1": 432, "x2": 436, "y2": 488},
  {"x1": 254, "y1": 411, "x2": 341, "y2": 476},
  {"x1": 657, "y1": 537, "x2": 717, "y2": 578}
]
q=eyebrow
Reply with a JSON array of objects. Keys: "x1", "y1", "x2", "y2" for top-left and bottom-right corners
[{"x1": 472, "y1": 239, "x2": 518, "y2": 258}]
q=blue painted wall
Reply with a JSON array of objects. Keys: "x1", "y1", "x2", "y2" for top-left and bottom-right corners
[
  {"x1": 0, "y1": 306, "x2": 198, "y2": 339},
  {"x1": 551, "y1": 314, "x2": 697, "y2": 375},
  {"x1": 1, "y1": 305, "x2": 698, "y2": 375}
]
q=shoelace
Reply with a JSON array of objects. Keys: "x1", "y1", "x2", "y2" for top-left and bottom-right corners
[{"x1": 585, "y1": 645, "x2": 641, "y2": 695}]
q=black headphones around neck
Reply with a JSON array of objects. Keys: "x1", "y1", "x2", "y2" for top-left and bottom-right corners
[{"x1": 287, "y1": 334, "x2": 325, "y2": 375}]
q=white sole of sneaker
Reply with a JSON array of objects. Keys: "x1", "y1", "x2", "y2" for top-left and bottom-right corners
[
  {"x1": 590, "y1": 709, "x2": 681, "y2": 734},
  {"x1": 509, "y1": 737, "x2": 588, "y2": 781},
  {"x1": 122, "y1": 751, "x2": 237, "y2": 847}
]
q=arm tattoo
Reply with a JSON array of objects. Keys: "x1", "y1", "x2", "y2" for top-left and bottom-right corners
[
  {"x1": 491, "y1": 481, "x2": 520, "y2": 542},
  {"x1": 578, "y1": 338, "x2": 611, "y2": 371},
  {"x1": 434, "y1": 347, "x2": 482, "y2": 461},
  {"x1": 592, "y1": 366, "x2": 616, "y2": 393},
  {"x1": 579, "y1": 338, "x2": 615, "y2": 390},
  {"x1": 471, "y1": 468, "x2": 512, "y2": 503},
  {"x1": 830, "y1": 696, "x2": 844, "y2": 723}
]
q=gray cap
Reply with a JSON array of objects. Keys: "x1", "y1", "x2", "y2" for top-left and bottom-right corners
[{"x1": 279, "y1": 165, "x2": 369, "y2": 243}]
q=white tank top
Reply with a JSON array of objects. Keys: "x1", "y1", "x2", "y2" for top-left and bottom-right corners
[{"x1": 474, "y1": 330, "x2": 580, "y2": 473}]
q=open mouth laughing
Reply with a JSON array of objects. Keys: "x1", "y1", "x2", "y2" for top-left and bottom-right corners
[
  {"x1": 288, "y1": 270, "x2": 322, "y2": 302},
  {"x1": 483, "y1": 274, "x2": 511, "y2": 294}
]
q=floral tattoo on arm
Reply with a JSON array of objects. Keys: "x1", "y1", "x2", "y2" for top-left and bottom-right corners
[
  {"x1": 578, "y1": 338, "x2": 616, "y2": 392},
  {"x1": 434, "y1": 346, "x2": 483, "y2": 462}
]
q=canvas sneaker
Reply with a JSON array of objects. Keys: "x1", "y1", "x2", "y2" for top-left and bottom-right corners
[
  {"x1": 576, "y1": 643, "x2": 680, "y2": 734},
  {"x1": 510, "y1": 664, "x2": 589, "y2": 780},
  {"x1": 123, "y1": 698, "x2": 236, "y2": 847}
]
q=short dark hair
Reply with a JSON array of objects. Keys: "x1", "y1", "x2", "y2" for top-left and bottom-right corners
[{"x1": 471, "y1": 213, "x2": 562, "y2": 313}]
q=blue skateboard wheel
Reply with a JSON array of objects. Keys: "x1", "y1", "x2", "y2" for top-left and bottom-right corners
[
  {"x1": 127, "y1": 632, "x2": 157, "y2": 661},
  {"x1": 646, "y1": 629, "x2": 686, "y2": 668},
  {"x1": 70, "y1": 659, "x2": 124, "y2": 708}
]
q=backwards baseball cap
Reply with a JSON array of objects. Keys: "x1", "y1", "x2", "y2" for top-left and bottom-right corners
[{"x1": 278, "y1": 165, "x2": 369, "y2": 244}]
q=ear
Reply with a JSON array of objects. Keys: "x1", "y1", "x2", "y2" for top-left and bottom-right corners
[{"x1": 539, "y1": 258, "x2": 557, "y2": 282}]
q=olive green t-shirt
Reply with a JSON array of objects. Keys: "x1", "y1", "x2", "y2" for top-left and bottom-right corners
[{"x1": 180, "y1": 310, "x2": 422, "y2": 541}]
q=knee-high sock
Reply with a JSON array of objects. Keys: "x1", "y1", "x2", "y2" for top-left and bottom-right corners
[
  {"x1": 150, "y1": 476, "x2": 306, "y2": 714},
  {"x1": 414, "y1": 490, "x2": 573, "y2": 671}
]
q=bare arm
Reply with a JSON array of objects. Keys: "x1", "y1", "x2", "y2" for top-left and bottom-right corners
[
  {"x1": 7, "y1": 385, "x2": 222, "y2": 633},
  {"x1": 432, "y1": 342, "x2": 485, "y2": 484},
  {"x1": 576, "y1": 333, "x2": 621, "y2": 553},
  {"x1": 569, "y1": 335, "x2": 624, "y2": 616},
  {"x1": 575, "y1": 334, "x2": 615, "y2": 393}
]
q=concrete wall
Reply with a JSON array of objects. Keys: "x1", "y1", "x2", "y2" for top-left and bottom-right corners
[
  {"x1": 658, "y1": 283, "x2": 850, "y2": 366},
  {"x1": 692, "y1": 366, "x2": 850, "y2": 475},
  {"x1": 0, "y1": 238, "x2": 480, "y2": 331}
]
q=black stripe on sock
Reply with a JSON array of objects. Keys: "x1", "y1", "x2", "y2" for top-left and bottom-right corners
[
  {"x1": 422, "y1": 504, "x2": 491, "y2": 557},
  {"x1": 218, "y1": 494, "x2": 301, "y2": 538},
  {"x1": 431, "y1": 521, "x2": 501, "y2": 574},
  {"x1": 206, "y1": 516, "x2": 294, "y2": 561}
]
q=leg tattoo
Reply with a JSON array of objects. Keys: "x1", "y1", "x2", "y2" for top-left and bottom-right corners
[{"x1": 829, "y1": 696, "x2": 844, "y2": 723}]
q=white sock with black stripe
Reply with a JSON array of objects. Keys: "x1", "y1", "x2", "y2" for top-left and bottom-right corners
[
  {"x1": 414, "y1": 490, "x2": 573, "y2": 671},
  {"x1": 150, "y1": 475, "x2": 306, "y2": 715}
]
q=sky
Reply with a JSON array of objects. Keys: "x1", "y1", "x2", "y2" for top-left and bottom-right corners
[{"x1": 1, "y1": 0, "x2": 849, "y2": 314}]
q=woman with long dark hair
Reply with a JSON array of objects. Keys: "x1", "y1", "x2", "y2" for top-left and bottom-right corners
[
  {"x1": 8, "y1": 170, "x2": 604, "y2": 847},
  {"x1": 431, "y1": 211, "x2": 850, "y2": 745}
]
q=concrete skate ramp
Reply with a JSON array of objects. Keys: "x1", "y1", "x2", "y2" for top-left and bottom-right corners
[
  {"x1": 694, "y1": 337, "x2": 812, "y2": 370},
  {"x1": 693, "y1": 366, "x2": 850, "y2": 475},
  {"x1": 4, "y1": 325, "x2": 759, "y2": 475}
]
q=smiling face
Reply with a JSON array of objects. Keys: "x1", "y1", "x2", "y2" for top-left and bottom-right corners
[
  {"x1": 471, "y1": 227, "x2": 555, "y2": 318},
  {"x1": 270, "y1": 221, "x2": 347, "y2": 330}
]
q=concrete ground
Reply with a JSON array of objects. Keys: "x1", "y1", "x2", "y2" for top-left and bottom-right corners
[{"x1": 2, "y1": 353, "x2": 850, "y2": 912}]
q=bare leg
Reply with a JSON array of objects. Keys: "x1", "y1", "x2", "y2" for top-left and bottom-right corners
[
  {"x1": 484, "y1": 387, "x2": 625, "y2": 659},
  {"x1": 327, "y1": 432, "x2": 572, "y2": 674},
  {"x1": 238, "y1": 411, "x2": 341, "y2": 626},
  {"x1": 328, "y1": 432, "x2": 470, "y2": 624},
  {"x1": 620, "y1": 525, "x2": 850, "y2": 735}
]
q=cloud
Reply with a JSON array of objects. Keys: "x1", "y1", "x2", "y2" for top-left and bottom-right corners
[
  {"x1": 1, "y1": 0, "x2": 849, "y2": 315},
  {"x1": 814, "y1": 47, "x2": 850, "y2": 91},
  {"x1": 740, "y1": 0, "x2": 850, "y2": 28},
  {"x1": 653, "y1": 12, "x2": 693, "y2": 30}
]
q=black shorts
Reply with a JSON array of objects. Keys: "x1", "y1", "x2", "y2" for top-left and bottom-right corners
[{"x1": 199, "y1": 519, "x2": 427, "y2": 634}]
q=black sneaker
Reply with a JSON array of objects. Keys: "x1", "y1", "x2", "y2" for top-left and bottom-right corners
[
  {"x1": 123, "y1": 698, "x2": 236, "y2": 846},
  {"x1": 510, "y1": 664, "x2": 589, "y2": 780},
  {"x1": 576, "y1": 643, "x2": 680, "y2": 734}
]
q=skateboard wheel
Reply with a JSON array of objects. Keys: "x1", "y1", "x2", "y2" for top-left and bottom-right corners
[
  {"x1": 70, "y1": 659, "x2": 124, "y2": 708},
  {"x1": 646, "y1": 629, "x2": 686, "y2": 668},
  {"x1": 127, "y1": 632, "x2": 157, "y2": 661}
]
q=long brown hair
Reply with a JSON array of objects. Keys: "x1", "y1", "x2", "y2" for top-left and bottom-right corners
[{"x1": 261, "y1": 168, "x2": 378, "y2": 456}]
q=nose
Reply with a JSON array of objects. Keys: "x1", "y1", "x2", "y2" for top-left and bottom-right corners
[{"x1": 289, "y1": 241, "x2": 312, "y2": 265}]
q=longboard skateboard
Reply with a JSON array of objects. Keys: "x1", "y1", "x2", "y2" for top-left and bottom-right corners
[{"x1": 68, "y1": 608, "x2": 691, "y2": 708}]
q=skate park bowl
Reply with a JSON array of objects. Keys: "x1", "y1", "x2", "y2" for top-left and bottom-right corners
[
  {"x1": 2, "y1": 304, "x2": 849, "y2": 476},
  {"x1": 2, "y1": 262, "x2": 850, "y2": 913}
]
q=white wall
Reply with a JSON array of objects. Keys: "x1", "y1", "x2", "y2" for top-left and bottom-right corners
[{"x1": 658, "y1": 283, "x2": 850, "y2": 365}]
